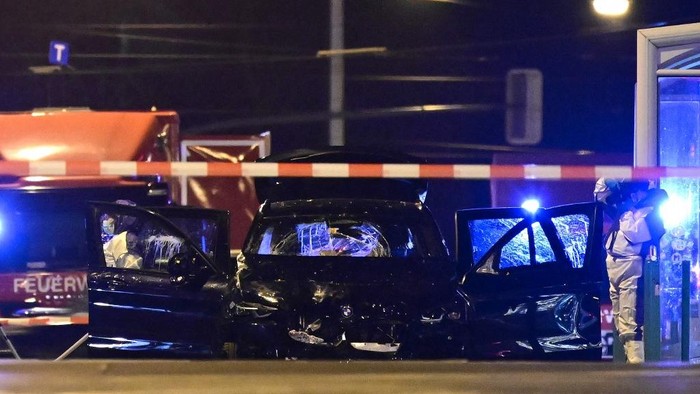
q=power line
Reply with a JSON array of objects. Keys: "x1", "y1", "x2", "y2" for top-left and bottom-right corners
[
  {"x1": 349, "y1": 75, "x2": 501, "y2": 83},
  {"x1": 63, "y1": 27, "x2": 304, "y2": 53},
  {"x1": 182, "y1": 103, "x2": 502, "y2": 133},
  {"x1": 19, "y1": 23, "x2": 287, "y2": 30}
]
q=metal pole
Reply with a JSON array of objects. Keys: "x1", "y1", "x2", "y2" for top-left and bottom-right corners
[
  {"x1": 55, "y1": 333, "x2": 89, "y2": 361},
  {"x1": 613, "y1": 330, "x2": 625, "y2": 362},
  {"x1": 329, "y1": 0, "x2": 345, "y2": 146},
  {"x1": 682, "y1": 260, "x2": 690, "y2": 361},
  {"x1": 644, "y1": 255, "x2": 661, "y2": 361},
  {"x1": 0, "y1": 324, "x2": 21, "y2": 359}
]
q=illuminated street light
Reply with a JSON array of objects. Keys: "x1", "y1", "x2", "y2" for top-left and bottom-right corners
[{"x1": 592, "y1": 0, "x2": 630, "y2": 17}]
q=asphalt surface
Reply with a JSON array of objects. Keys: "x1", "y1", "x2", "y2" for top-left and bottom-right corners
[
  {"x1": 2, "y1": 359, "x2": 700, "y2": 393},
  {"x1": 3, "y1": 326, "x2": 700, "y2": 393}
]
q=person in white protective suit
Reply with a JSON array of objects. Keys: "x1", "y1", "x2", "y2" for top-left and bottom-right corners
[
  {"x1": 102, "y1": 200, "x2": 143, "y2": 269},
  {"x1": 103, "y1": 230, "x2": 143, "y2": 269},
  {"x1": 594, "y1": 178, "x2": 667, "y2": 363}
]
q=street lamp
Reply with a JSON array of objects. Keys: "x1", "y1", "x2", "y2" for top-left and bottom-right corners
[{"x1": 592, "y1": 0, "x2": 631, "y2": 17}]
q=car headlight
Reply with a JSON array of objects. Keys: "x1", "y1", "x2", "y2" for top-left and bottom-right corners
[
  {"x1": 231, "y1": 300, "x2": 278, "y2": 317},
  {"x1": 420, "y1": 309, "x2": 445, "y2": 323},
  {"x1": 447, "y1": 310, "x2": 462, "y2": 320},
  {"x1": 244, "y1": 280, "x2": 284, "y2": 306},
  {"x1": 340, "y1": 305, "x2": 353, "y2": 319},
  {"x1": 420, "y1": 298, "x2": 466, "y2": 324}
]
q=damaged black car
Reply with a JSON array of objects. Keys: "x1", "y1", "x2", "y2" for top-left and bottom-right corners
[
  {"x1": 233, "y1": 198, "x2": 464, "y2": 359},
  {"x1": 85, "y1": 150, "x2": 606, "y2": 360}
]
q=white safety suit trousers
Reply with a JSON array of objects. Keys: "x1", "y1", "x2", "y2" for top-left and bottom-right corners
[{"x1": 606, "y1": 254, "x2": 644, "y2": 363}]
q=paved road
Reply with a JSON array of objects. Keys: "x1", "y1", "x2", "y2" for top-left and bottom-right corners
[{"x1": 2, "y1": 360, "x2": 700, "y2": 393}]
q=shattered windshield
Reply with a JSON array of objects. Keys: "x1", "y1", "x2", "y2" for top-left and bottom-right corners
[{"x1": 247, "y1": 215, "x2": 445, "y2": 259}]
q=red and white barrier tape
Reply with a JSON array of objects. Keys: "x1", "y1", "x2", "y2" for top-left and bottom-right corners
[
  {"x1": 0, "y1": 161, "x2": 697, "y2": 179},
  {"x1": 0, "y1": 313, "x2": 88, "y2": 327}
]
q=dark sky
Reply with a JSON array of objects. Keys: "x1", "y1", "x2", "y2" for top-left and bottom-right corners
[{"x1": 0, "y1": 1, "x2": 699, "y2": 157}]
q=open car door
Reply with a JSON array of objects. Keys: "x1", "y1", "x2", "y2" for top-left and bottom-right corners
[
  {"x1": 456, "y1": 202, "x2": 606, "y2": 360},
  {"x1": 86, "y1": 202, "x2": 234, "y2": 358}
]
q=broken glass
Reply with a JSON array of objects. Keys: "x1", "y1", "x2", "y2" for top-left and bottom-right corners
[
  {"x1": 552, "y1": 214, "x2": 589, "y2": 269},
  {"x1": 248, "y1": 216, "x2": 426, "y2": 258},
  {"x1": 468, "y1": 218, "x2": 521, "y2": 264}
]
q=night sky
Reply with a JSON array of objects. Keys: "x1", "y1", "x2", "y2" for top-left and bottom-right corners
[{"x1": 0, "y1": 1, "x2": 699, "y2": 157}]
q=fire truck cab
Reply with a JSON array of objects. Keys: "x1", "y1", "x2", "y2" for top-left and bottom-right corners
[{"x1": 0, "y1": 109, "x2": 179, "y2": 320}]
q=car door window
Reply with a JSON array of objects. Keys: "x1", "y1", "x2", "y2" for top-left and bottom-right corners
[
  {"x1": 458, "y1": 202, "x2": 601, "y2": 277},
  {"x1": 552, "y1": 213, "x2": 590, "y2": 269},
  {"x1": 102, "y1": 213, "x2": 184, "y2": 272},
  {"x1": 499, "y1": 221, "x2": 555, "y2": 269},
  {"x1": 166, "y1": 217, "x2": 220, "y2": 258},
  {"x1": 467, "y1": 218, "x2": 521, "y2": 264},
  {"x1": 99, "y1": 209, "x2": 220, "y2": 273}
]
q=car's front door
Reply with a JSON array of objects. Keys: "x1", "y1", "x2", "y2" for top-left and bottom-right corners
[
  {"x1": 456, "y1": 202, "x2": 605, "y2": 360},
  {"x1": 86, "y1": 202, "x2": 234, "y2": 358}
]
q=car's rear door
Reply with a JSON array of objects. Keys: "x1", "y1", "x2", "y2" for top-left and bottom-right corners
[
  {"x1": 86, "y1": 202, "x2": 234, "y2": 358},
  {"x1": 456, "y1": 202, "x2": 605, "y2": 360}
]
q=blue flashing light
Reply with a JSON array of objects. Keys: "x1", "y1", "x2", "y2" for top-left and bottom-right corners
[
  {"x1": 659, "y1": 195, "x2": 691, "y2": 229},
  {"x1": 521, "y1": 199, "x2": 540, "y2": 213}
]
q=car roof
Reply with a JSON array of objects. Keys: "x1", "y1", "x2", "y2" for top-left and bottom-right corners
[
  {"x1": 254, "y1": 148, "x2": 429, "y2": 204},
  {"x1": 263, "y1": 198, "x2": 424, "y2": 216}
]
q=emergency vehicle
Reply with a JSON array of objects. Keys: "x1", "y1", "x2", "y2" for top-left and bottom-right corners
[
  {"x1": 0, "y1": 109, "x2": 267, "y2": 331},
  {"x1": 0, "y1": 109, "x2": 179, "y2": 323}
]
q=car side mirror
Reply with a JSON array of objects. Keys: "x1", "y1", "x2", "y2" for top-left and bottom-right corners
[{"x1": 168, "y1": 252, "x2": 204, "y2": 287}]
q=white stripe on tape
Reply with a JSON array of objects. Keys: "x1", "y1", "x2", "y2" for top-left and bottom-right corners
[
  {"x1": 594, "y1": 166, "x2": 632, "y2": 179},
  {"x1": 313, "y1": 163, "x2": 349, "y2": 178},
  {"x1": 29, "y1": 161, "x2": 66, "y2": 176},
  {"x1": 524, "y1": 165, "x2": 562, "y2": 179},
  {"x1": 383, "y1": 164, "x2": 420, "y2": 178},
  {"x1": 453, "y1": 164, "x2": 491, "y2": 179},
  {"x1": 101, "y1": 161, "x2": 137, "y2": 176},
  {"x1": 242, "y1": 162, "x2": 278, "y2": 177},
  {"x1": 171, "y1": 162, "x2": 208, "y2": 176}
]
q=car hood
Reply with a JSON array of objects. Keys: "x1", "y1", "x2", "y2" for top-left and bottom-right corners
[{"x1": 237, "y1": 255, "x2": 456, "y2": 310}]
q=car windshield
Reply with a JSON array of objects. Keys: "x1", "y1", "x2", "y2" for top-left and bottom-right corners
[{"x1": 246, "y1": 215, "x2": 446, "y2": 259}]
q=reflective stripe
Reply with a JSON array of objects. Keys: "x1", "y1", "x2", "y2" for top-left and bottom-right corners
[
  {"x1": 0, "y1": 313, "x2": 88, "y2": 327},
  {"x1": 0, "y1": 161, "x2": 691, "y2": 179}
]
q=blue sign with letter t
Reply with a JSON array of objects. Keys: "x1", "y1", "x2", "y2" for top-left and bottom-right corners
[{"x1": 49, "y1": 41, "x2": 70, "y2": 65}]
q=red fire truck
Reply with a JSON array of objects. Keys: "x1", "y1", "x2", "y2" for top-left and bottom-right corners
[{"x1": 0, "y1": 109, "x2": 266, "y2": 346}]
